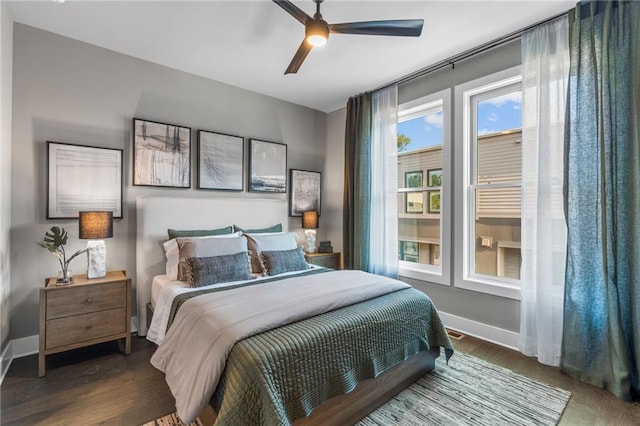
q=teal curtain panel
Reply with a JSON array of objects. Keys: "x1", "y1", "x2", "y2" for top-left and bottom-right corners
[
  {"x1": 343, "y1": 93, "x2": 373, "y2": 271},
  {"x1": 562, "y1": 0, "x2": 640, "y2": 401}
]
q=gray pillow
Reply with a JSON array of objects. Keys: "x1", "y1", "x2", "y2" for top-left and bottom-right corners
[
  {"x1": 181, "y1": 251, "x2": 252, "y2": 287},
  {"x1": 168, "y1": 226, "x2": 233, "y2": 239},
  {"x1": 261, "y1": 248, "x2": 309, "y2": 276}
]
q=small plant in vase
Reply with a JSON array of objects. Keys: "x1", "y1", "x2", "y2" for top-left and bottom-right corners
[{"x1": 38, "y1": 226, "x2": 87, "y2": 285}]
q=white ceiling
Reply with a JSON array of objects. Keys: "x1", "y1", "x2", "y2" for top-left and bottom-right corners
[{"x1": 8, "y1": 0, "x2": 575, "y2": 113}]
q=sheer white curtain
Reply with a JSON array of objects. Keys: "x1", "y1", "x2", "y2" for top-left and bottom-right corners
[
  {"x1": 369, "y1": 85, "x2": 399, "y2": 277},
  {"x1": 519, "y1": 16, "x2": 569, "y2": 366}
]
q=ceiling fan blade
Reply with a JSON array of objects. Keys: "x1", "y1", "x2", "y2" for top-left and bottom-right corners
[
  {"x1": 272, "y1": 0, "x2": 312, "y2": 25},
  {"x1": 330, "y1": 19, "x2": 424, "y2": 37},
  {"x1": 285, "y1": 39, "x2": 314, "y2": 74}
]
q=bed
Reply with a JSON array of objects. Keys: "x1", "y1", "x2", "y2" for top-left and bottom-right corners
[{"x1": 136, "y1": 196, "x2": 453, "y2": 425}]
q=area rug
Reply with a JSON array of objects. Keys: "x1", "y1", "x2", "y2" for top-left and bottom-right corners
[
  {"x1": 143, "y1": 351, "x2": 571, "y2": 426},
  {"x1": 358, "y1": 351, "x2": 571, "y2": 426}
]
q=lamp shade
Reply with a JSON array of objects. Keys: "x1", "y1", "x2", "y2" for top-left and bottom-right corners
[
  {"x1": 79, "y1": 211, "x2": 113, "y2": 239},
  {"x1": 302, "y1": 211, "x2": 319, "y2": 229}
]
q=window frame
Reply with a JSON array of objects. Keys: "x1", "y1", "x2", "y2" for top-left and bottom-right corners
[
  {"x1": 397, "y1": 89, "x2": 451, "y2": 286},
  {"x1": 454, "y1": 66, "x2": 522, "y2": 300}
]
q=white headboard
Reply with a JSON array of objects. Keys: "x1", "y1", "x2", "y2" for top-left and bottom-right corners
[{"x1": 135, "y1": 196, "x2": 288, "y2": 336}]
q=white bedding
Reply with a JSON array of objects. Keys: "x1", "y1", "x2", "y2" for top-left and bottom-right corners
[
  {"x1": 150, "y1": 269, "x2": 411, "y2": 423},
  {"x1": 151, "y1": 275, "x2": 184, "y2": 308},
  {"x1": 146, "y1": 265, "x2": 322, "y2": 345}
]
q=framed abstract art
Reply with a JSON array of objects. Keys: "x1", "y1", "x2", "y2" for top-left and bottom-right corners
[{"x1": 133, "y1": 118, "x2": 191, "y2": 188}]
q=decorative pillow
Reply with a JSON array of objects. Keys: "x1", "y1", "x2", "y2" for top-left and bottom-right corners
[
  {"x1": 181, "y1": 252, "x2": 252, "y2": 288},
  {"x1": 243, "y1": 232, "x2": 298, "y2": 273},
  {"x1": 163, "y1": 233, "x2": 246, "y2": 280},
  {"x1": 167, "y1": 226, "x2": 233, "y2": 240},
  {"x1": 234, "y1": 223, "x2": 282, "y2": 234},
  {"x1": 260, "y1": 248, "x2": 309, "y2": 276}
]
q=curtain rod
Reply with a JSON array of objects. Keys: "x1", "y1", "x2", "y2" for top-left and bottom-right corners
[{"x1": 373, "y1": 8, "x2": 571, "y2": 92}]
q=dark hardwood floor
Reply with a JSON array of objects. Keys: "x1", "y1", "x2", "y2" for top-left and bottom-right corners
[
  {"x1": 1, "y1": 337, "x2": 172, "y2": 425},
  {"x1": 1, "y1": 334, "x2": 639, "y2": 425}
]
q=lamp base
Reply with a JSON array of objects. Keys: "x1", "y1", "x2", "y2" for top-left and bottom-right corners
[
  {"x1": 86, "y1": 240, "x2": 106, "y2": 279},
  {"x1": 304, "y1": 229, "x2": 317, "y2": 253}
]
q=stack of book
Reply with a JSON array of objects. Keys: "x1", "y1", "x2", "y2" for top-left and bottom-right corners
[{"x1": 318, "y1": 241, "x2": 333, "y2": 253}]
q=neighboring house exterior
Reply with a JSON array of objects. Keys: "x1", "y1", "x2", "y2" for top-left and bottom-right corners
[{"x1": 398, "y1": 129, "x2": 522, "y2": 279}]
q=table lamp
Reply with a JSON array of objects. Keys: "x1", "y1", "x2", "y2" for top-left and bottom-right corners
[
  {"x1": 302, "y1": 210, "x2": 319, "y2": 253},
  {"x1": 79, "y1": 211, "x2": 113, "y2": 279}
]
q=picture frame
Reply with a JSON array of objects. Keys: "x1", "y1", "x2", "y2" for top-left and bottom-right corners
[
  {"x1": 427, "y1": 168, "x2": 442, "y2": 187},
  {"x1": 428, "y1": 190, "x2": 441, "y2": 213},
  {"x1": 405, "y1": 191, "x2": 424, "y2": 214},
  {"x1": 248, "y1": 139, "x2": 287, "y2": 193},
  {"x1": 47, "y1": 141, "x2": 123, "y2": 219},
  {"x1": 197, "y1": 130, "x2": 244, "y2": 191},
  {"x1": 405, "y1": 170, "x2": 423, "y2": 188},
  {"x1": 289, "y1": 169, "x2": 321, "y2": 217},
  {"x1": 133, "y1": 118, "x2": 191, "y2": 188}
]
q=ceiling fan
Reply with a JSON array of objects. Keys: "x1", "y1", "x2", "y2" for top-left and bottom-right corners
[{"x1": 273, "y1": 0, "x2": 424, "y2": 74}]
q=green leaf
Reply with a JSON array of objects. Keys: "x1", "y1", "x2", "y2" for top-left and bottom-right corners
[
  {"x1": 38, "y1": 227, "x2": 71, "y2": 266},
  {"x1": 42, "y1": 226, "x2": 68, "y2": 249}
]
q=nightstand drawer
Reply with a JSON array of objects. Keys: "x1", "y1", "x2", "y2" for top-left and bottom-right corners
[
  {"x1": 45, "y1": 307, "x2": 126, "y2": 349},
  {"x1": 312, "y1": 256, "x2": 339, "y2": 269},
  {"x1": 46, "y1": 282, "x2": 126, "y2": 319},
  {"x1": 305, "y1": 253, "x2": 341, "y2": 269}
]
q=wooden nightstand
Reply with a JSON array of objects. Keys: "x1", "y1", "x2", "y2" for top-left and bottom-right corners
[
  {"x1": 305, "y1": 252, "x2": 342, "y2": 270},
  {"x1": 39, "y1": 270, "x2": 131, "y2": 377}
]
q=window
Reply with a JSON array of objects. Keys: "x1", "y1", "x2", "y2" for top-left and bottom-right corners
[
  {"x1": 397, "y1": 89, "x2": 451, "y2": 285},
  {"x1": 455, "y1": 67, "x2": 522, "y2": 299},
  {"x1": 397, "y1": 69, "x2": 522, "y2": 299}
]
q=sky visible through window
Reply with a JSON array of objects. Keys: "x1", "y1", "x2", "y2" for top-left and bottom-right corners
[{"x1": 398, "y1": 90, "x2": 522, "y2": 152}]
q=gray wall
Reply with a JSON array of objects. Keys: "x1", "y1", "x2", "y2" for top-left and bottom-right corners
[
  {"x1": 399, "y1": 40, "x2": 522, "y2": 332},
  {"x1": 10, "y1": 24, "x2": 327, "y2": 340},
  {"x1": 1, "y1": 2, "x2": 14, "y2": 352}
]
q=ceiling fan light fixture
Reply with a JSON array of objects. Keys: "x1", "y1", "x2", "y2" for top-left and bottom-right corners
[
  {"x1": 307, "y1": 34, "x2": 327, "y2": 47},
  {"x1": 273, "y1": 0, "x2": 423, "y2": 74},
  {"x1": 306, "y1": 20, "x2": 329, "y2": 47}
]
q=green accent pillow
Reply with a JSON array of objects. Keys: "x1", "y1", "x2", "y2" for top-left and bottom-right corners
[
  {"x1": 167, "y1": 226, "x2": 234, "y2": 239},
  {"x1": 234, "y1": 223, "x2": 283, "y2": 234}
]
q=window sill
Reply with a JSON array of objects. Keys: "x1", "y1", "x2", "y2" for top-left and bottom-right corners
[
  {"x1": 455, "y1": 276, "x2": 521, "y2": 300},
  {"x1": 399, "y1": 263, "x2": 449, "y2": 286}
]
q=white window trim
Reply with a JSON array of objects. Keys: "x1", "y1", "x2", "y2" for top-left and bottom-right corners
[
  {"x1": 454, "y1": 66, "x2": 522, "y2": 300},
  {"x1": 397, "y1": 88, "x2": 451, "y2": 286}
]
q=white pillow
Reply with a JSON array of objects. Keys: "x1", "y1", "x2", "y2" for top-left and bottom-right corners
[
  {"x1": 163, "y1": 232, "x2": 243, "y2": 280},
  {"x1": 244, "y1": 232, "x2": 299, "y2": 273}
]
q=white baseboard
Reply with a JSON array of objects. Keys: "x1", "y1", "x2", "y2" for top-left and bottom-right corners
[
  {"x1": 11, "y1": 334, "x2": 39, "y2": 357},
  {"x1": 439, "y1": 311, "x2": 520, "y2": 351},
  {"x1": 0, "y1": 316, "x2": 138, "y2": 385},
  {"x1": 1, "y1": 340, "x2": 13, "y2": 384},
  {"x1": 0, "y1": 335, "x2": 37, "y2": 385}
]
